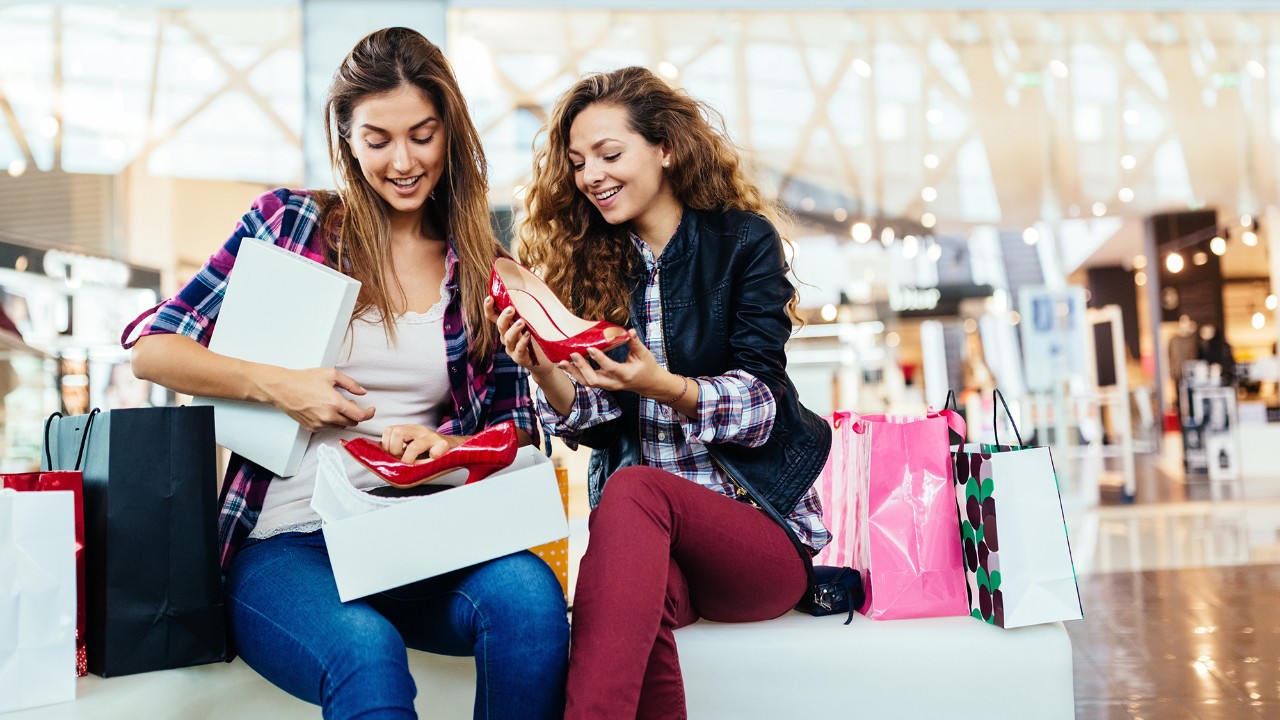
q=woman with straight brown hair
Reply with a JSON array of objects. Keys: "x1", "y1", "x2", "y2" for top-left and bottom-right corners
[
  {"x1": 129, "y1": 27, "x2": 567, "y2": 719},
  {"x1": 494, "y1": 66, "x2": 831, "y2": 718}
]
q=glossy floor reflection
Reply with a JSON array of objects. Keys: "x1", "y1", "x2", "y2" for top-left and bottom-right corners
[
  {"x1": 1063, "y1": 436, "x2": 1280, "y2": 719},
  {"x1": 1070, "y1": 565, "x2": 1280, "y2": 720}
]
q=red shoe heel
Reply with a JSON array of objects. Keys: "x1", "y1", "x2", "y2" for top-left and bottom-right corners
[
  {"x1": 340, "y1": 421, "x2": 518, "y2": 489},
  {"x1": 490, "y1": 258, "x2": 630, "y2": 365}
]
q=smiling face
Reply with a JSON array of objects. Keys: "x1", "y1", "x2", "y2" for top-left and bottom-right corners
[
  {"x1": 567, "y1": 103, "x2": 674, "y2": 229},
  {"x1": 348, "y1": 84, "x2": 447, "y2": 221}
]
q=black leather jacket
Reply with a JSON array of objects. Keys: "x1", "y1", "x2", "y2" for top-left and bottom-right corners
[{"x1": 573, "y1": 207, "x2": 831, "y2": 520}]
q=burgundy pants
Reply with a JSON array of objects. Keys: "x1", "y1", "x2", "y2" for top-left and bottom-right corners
[{"x1": 565, "y1": 466, "x2": 807, "y2": 720}]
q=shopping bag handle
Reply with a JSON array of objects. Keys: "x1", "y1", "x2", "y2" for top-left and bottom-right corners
[
  {"x1": 120, "y1": 301, "x2": 164, "y2": 349},
  {"x1": 44, "y1": 408, "x2": 101, "y2": 472},
  {"x1": 944, "y1": 390, "x2": 958, "y2": 412},
  {"x1": 992, "y1": 390, "x2": 1025, "y2": 447},
  {"x1": 832, "y1": 410, "x2": 869, "y2": 434}
]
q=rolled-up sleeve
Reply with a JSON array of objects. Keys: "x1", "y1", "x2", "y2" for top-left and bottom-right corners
[
  {"x1": 132, "y1": 189, "x2": 318, "y2": 348},
  {"x1": 677, "y1": 369, "x2": 775, "y2": 448},
  {"x1": 536, "y1": 381, "x2": 622, "y2": 446}
]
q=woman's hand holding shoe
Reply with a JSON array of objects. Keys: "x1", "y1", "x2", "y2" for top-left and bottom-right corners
[
  {"x1": 561, "y1": 331, "x2": 698, "y2": 416},
  {"x1": 379, "y1": 424, "x2": 463, "y2": 464}
]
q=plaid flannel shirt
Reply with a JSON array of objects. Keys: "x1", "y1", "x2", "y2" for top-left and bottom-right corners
[
  {"x1": 538, "y1": 234, "x2": 829, "y2": 551},
  {"x1": 133, "y1": 189, "x2": 538, "y2": 572}
]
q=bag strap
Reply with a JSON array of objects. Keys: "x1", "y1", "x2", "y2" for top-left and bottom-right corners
[
  {"x1": 714, "y1": 450, "x2": 818, "y2": 597},
  {"x1": 43, "y1": 408, "x2": 100, "y2": 472},
  {"x1": 992, "y1": 389, "x2": 1025, "y2": 447},
  {"x1": 120, "y1": 301, "x2": 164, "y2": 349}
]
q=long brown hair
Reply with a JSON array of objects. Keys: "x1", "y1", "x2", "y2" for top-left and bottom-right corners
[
  {"x1": 322, "y1": 26, "x2": 498, "y2": 359},
  {"x1": 518, "y1": 66, "x2": 800, "y2": 326}
]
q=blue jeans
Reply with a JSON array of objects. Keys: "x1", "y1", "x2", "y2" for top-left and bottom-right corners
[{"x1": 225, "y1": 531, "x2": 569, "y2": 720}]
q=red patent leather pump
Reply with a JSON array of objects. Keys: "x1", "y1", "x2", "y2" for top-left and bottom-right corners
[
  {"x1": 340, "y1": 421, "x2": 518, "y2": 488},
  {"x1": 490, "y1": 257, "x2": 629, "y2": 365}
]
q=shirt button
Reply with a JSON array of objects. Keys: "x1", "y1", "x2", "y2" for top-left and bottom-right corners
[
  {"x1": 658, "y1": 431, "x2": 667, "y2": 441},
  {"x1": 444, "y1": 323, "x2": 451, "y2": 331}
]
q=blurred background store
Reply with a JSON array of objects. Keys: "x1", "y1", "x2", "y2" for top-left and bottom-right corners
[{"x1": 3, "y1": 1, "x2": 1280, "y2": 717}]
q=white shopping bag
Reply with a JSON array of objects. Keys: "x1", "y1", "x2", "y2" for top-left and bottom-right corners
[
  {"x1": 0, "y1": 489, "x2": 77, "y2": 712},
  {"x1": 953, "y1": 443, "x2": 1084, "y2": 628}
]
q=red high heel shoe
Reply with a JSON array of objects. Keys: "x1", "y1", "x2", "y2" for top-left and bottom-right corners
[
  {"x1": 340, "y1": 421, "x2": 518, "y2": 488},
  {"x1": 490, "y1": 257, "x2": 629, "y2": 365}
]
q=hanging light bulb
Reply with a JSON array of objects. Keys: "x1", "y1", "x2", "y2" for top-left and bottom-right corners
[
  {"x1": 1243, "y1": 230, "x2": 1258, "y2": 247},
  {"x1": 851, "y1": 222, "x2": 872, "y2": 243},
  {"x1": 1268, "y1": 294, "x2": 1278, "y2": 311},
  {"x1": 1023, "y1": 227, "x2": 1040, "y2": 245},
  {"x1": 880, "y1": 226, "x2": 896, "y2": 247},
  {"x1": 1252, "y1": 311, "x2": 1266, "y2": 330},
  {"x1": 1166, "y1": 253, "x2": 1184, "y2": 273},
  {"x1": 1210, "y1": 236, "x2": 1227, "y2": 255}
]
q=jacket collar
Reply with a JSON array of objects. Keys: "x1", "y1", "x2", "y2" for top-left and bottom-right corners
[{"x1": 628, "y1": 206, "x2": 694, "y2": 266}]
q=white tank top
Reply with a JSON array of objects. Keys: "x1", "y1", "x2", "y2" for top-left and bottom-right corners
[{"x1": 250, "y1": 288, "x2": 452, "y2": 540}]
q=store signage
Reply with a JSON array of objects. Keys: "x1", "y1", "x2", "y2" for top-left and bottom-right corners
[
  {"x1": 42, "y1": 249, "x2": 131, "y2": 287},
  {"x1": 889, "y1": 286, "x2": 942, "y2": 312}
]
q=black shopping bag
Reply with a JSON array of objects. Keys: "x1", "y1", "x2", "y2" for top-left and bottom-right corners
[{"x1": 43, "y1": 406, "x2": 227, "y2": 677}]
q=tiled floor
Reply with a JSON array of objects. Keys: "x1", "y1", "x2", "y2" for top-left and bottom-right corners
[
  {"x1": 1070, "y1": 565, "x2": 1280, "y2": 720},
  {"x1": 1060, "y1": 432, "x2": 1280, "y2": 719}
]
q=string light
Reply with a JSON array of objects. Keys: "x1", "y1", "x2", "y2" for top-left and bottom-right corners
[{"x1": 1166, "y1": 253, "x2": 1184, "y2": 273}]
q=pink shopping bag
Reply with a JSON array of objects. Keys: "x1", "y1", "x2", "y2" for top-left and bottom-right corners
[
  {"x1": 813, "y1": 412, "x2": 857, "y2": 569},
  {"x1": 815, "y1": 408, "x2": 969, "y2": 620}
]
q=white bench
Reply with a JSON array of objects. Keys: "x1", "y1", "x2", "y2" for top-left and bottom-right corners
[{"x1": 6, "y1": 612, "x2": 1073, "y2": 719}]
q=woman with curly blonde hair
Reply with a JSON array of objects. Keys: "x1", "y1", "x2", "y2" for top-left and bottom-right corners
[{"x1": 489, "y1": 66, "x2": 831, "y2": 718}]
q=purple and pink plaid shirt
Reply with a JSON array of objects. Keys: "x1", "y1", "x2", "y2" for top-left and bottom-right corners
[
  {"x1": 537, "y1": 234, "x2": 829, "y2": 551},
  {"x1": 133, "y1": 189, "x2": 538, "y2": 572}
]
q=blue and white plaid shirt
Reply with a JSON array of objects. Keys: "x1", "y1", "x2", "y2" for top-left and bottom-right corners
[{"x1": 538, "y1": 234, "x2": 829, "y2": 551}]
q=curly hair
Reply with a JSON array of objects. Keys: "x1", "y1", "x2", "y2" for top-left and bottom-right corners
[
  {"x1": 518, "y1": 66, "x2": 799, "y2": 326},
  {"x1": 321, "y1": 26, "x2": 499, "y2": 360}
]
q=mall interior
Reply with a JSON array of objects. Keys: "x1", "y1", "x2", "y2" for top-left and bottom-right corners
[{"x1": 2, "y1": 1, "x2": 1280, "y2": 719}]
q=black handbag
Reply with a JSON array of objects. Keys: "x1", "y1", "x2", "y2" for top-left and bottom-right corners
[{"x1": 730, "y1": 472, "x2": 864, "y2": 624}]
